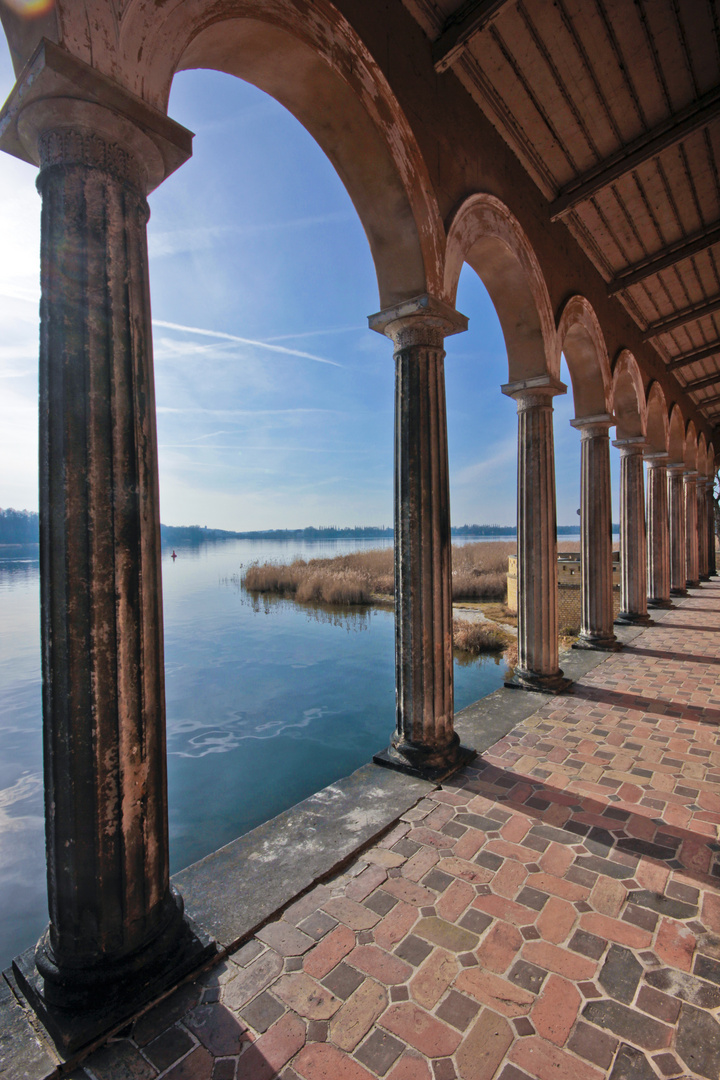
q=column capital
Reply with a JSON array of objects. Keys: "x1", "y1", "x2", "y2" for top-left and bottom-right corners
[
  {"x1": 501, "y1": 374, "x2": 567, "y2": 402},
  {"x1": 643, "y1": 450, "x2": 669, "y2": 465},
  {"x1": 368, "y1": 293, "x2": 468, "y2": 344},
  {"x1": 612, "y1": 436, "x2": 646, "y2": 453},
  {"x1": 684, "y1": 469, "x2": 700, "y2": 480},
  {"x1": 667, "y1": 461, "x2": 686, "y2": 475},
  {"x1": 0, "y1": 38, "x2": 192, "y2": 193},
  {"x1": 570, "y1": 412, "x2": 613, "y2": 435}
]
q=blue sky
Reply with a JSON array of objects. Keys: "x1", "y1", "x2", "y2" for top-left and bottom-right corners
[{"x1": 0, "y1": 38, "x2": 613, "y2": 531}]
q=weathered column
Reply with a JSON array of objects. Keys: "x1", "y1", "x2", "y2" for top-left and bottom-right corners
[
  {"x1": 698, "y1": 479, "x2": 710, "y2": 580},
  {"x1": 668, "y1": 463, "x2": 688, "y2": 596},
  {"x1": 0, "y1": 48, "x2": 209, "y2": 1050},
  {"x1": 614, "y1": 439, "x2": 651, "y2": 625},
  {"x1": 708, "y1": 479, "x2": 717, "y2": 576},
  {"x1": 502, "y1": 377, "x2": 570, "y2": 692},
  {"x1": 685, "y1": 470, "x2": 700, "y2": 587},
  {"x1": 571, "y1": 415, "x2": 618, "y2": 649},
  {"x1": 645, "y1": 452, "x2": 672, "y2": 608},
  {"x1": 370, "y1": 295, "x2": 473, "y2": 779}
]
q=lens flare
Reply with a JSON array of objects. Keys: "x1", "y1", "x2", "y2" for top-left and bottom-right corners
[{"x1": 4, "y1": 0, "x2": 55, "y2": 17}]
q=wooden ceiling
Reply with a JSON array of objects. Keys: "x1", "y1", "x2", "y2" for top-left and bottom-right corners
[{"x1": 405, "y1": 0, "x2": 720, "y2": 429}]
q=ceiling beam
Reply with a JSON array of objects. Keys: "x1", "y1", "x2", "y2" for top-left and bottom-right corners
[
  {"x1": 695, "y1": 393, "x2": 720, "y2": 409},
  {"x1": 550, "y1": 84, "x2": 720, "y2": 222},
  {"x1": 686, "y1": 372, "x2": 720, "y2": 393},
  {"x1": 433, "y1": 0, "x2": 511, "y2": 73},
  {"x1": 607, "y1": 223, "x2": 720, "y2": 295},
  {"x1": 643, "y1": 295, "x2": 720, "y2": 341},
  {"x1": 667, "y1": 342, "x2": 720, "y2": 372}
]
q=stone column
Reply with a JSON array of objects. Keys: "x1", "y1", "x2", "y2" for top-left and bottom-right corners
[
  {"x1": 685, "y1": 470, "x2": 700, "y2": 587},
  {"x1": 369, "y1": 295, "x2": 473, "y2": 779},
  {"x1": 645, "y1": 452, "x2": 672, "y2": 608},
  {"x1": 502, "y1": 376, "x2": 570, "y2": 692},
  {"x1": 708, "y1": 479, "x2": 717, "y2": 576},
  {"x1": 0, "y1": 53, "x2": 208, "y2": 1048},
  {"x1": 614, "y1": 439, "x2": 651, "y2": 625},
  {"x1": 668, "y1": 463, "x2": 688, "y2": 596},
  {"x1": 698, "y1": 479, "x2": 710, "y2": 581},
  {"x1": 571, "y1": 415, "x2": 618, "y2": 649}
]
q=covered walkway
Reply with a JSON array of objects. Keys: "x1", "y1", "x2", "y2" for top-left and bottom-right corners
[{"x1": 67, "y1": 583, "x2": 720, "y2": 1080}]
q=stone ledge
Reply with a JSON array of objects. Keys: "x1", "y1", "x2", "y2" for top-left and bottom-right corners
[{"x1": 174, "y1": 762, "x2": 434, "y2": 952}]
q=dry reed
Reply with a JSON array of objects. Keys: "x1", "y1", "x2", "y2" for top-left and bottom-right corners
[
  {"x1": 452, "y1": 618, "x2": 512, "y2": 654},
  {"x1": 242, "y1": 542, "x2": 514, "y2": 605}
]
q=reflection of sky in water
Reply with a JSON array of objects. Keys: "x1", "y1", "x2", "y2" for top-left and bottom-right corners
[{"x1": 0, "y1": 538, "x2": 506, "y2": 968}]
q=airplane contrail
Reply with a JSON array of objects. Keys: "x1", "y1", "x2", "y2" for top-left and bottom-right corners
[{"x1": 152, "y1": 319, "x2": 342, "y2": 367}]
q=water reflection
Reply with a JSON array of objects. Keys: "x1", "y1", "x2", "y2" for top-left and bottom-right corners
[{"x1": 0, "y1": 537, "x2": 506, "y2": 969}]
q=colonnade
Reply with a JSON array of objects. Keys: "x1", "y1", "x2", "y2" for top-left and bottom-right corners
[{"x1": 0, "y1": 42, "x2": 716, "y2": 1052}]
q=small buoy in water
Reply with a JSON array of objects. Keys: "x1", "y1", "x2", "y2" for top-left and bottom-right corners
[{"x1": 171, "y1": 550, "x2": 177, "y2": 561}]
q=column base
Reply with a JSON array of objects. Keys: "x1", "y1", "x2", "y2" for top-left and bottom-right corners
[
  {"x1": 700, "y1": 574, "x2": 711, "y2": 582},
  {"x1": 670, "y1": 587, "x2": 688, "y2": 597},
  {"x1": 647, "y1": 597, "x2": 673, "y2": 609},
  {"x1": 573, "y1": 634, "x2": 622, "y2": 651},
  {"x1": 686, "y1": 580, "x2": 701, "y2": 589},
  {"x1": 11, "y1": 889, "x2": 217, "y2": 1055},
  {"x1": 614, "y1": 612, "x2": 653, "y2": 626},
  {"x1": 504, "y1": 668, "x2": 572, "y2": 694},
  {"x1": 373, "y1": 737, "x2": 476, "y2": 783}
]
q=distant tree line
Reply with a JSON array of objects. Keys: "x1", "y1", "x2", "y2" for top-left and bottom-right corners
[
  {"x1": 1, "y1": 512, "x2": 619, "y2": 546},
  {"x1": 0, "y1": 508, "x2": 39, "y2": 543}
]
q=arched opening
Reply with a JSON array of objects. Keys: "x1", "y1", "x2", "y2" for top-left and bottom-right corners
[
  {"x1": 444, "y1": 194, "x2": 567, "y2": 687},
  {"x1": 645, "y1": 383, "x2": 669, "y2": 455}
]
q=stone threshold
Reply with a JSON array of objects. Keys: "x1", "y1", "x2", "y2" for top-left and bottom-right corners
[{"x1": 0, "y1": 626, "x2": 644, "y2": 1079}]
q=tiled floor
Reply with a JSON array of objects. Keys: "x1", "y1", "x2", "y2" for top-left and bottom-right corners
[{"x1": 74, "y1": 585, "x2": 720, "y2": 1080}]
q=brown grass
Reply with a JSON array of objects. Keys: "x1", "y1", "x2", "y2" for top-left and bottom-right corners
[
  {"x1": 452, "y1": 618, "x2": 512, "y2": 654},
  {"x1": 242, "y1": 542, "x2": 514, "y2": 605}
]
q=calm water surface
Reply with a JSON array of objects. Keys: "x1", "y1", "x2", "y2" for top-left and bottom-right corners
[{"x1": 0, "y1": 537, "x2": 508, "y2": 967}]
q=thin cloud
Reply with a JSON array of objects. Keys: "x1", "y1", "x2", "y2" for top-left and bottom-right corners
[
  {"x1": 452, "y1": 439, "x2": 516, "y2": 486},
  {"x1": 149, "y1": 212, "x2": 354, "y2": 257},
  {"x1": 264, "y1": 325, "x2": 366, "y2": 342},
  {"x1": 152, "y1": 320, "x2": 342, "y2": 367},
  {"x1": 156, "y1": 406, "x2": 339, "y2": 417}
]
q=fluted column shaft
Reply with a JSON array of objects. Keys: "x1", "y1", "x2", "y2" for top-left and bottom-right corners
[
  {"x1": 685, "y1": 471, "x2": 700, "y2": 586},
  {"x1": 572, "y1": 416, "x2": 617, "y2": 648},
  {"x1": 503, "y1": 378, "x2": 569, "y2": 692},
  {"x1": 708, "y1": 481, "x2": 717, "y2": 576},
  {"x1": 668, "y1": 464, "x2": 688, "y2": 595},
  {"x1": 370, "y1": 297, "x2": 469, "y2": 777},
  {"x1": 698, "y1": 480, "x2": 710, "y2": 580},
  {"x1": 645, "y1": 454, "x2": 671, "y2": 607},
  {"x1": 614, "y1": 440, "x2": 650, "y2": 624}
]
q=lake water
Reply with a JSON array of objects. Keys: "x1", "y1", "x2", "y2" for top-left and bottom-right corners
[{"x1": 0, "y1": 537, "x2": 508, "y2": 968}]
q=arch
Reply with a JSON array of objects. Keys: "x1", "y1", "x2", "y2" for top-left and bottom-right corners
[
  {"x1": 697, "y1": 432, "x2": 708, "y2": 477},
  {"x1": 444, "y1": 194, "x2": 557, "y2": 382},
  {"x1": 668, "y1": 404, "x2": 685, "y2": 464},
  {"x1": 95, "y1": 0, "x2": 444, "y2": 310},
  {"x1": 645, "y1": 382, "x2": 669, "y2": 454},
  {"x1": 612, "y1": 350, "x2": 646, "y2": 440},
  {"x1": 684, "y1": 421, "x2": 698, "y2": 470},
  {"x1": 709, "y1": 442, "x2": 717, "y2": 480},
  {"x1": 556, "y1": 296, "x2": 611, "y2": 419}
]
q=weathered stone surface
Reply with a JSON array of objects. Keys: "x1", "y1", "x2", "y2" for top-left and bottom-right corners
[
  {"x1": 598, "y1": 945, "x2": 643, "y2": 1004},
  {"x1": 675, "y1": 1002, "x2": 720, "y2": 1079},
  {"x1": 628, "y1": 890, "x2": 696, "y2": 920},
  {"x1": 645, "y1": 966, "x2": 720, "y2": 1009},
  {"x1": 328, "y1": 979, "x2": 387, "y2": 1051},
  {"x1": 412, "y1": 916, "x2": 478, "y2": 952},
  {"x1": 272, "y1": 973, "x2": 342, "y2": 1020},
  {"x1": 582, "y1": 1000, "x2": 672, "y2": 1050},
  {"x1": 455, "y1": 1008, "x2": 514, "y2": 1080},
  {"x1": 608, "y1": 1044, "x2": 657, "y2": 1080},
  {"x1": 175, "y1": 764, "x2": 432, "y2": 949}
]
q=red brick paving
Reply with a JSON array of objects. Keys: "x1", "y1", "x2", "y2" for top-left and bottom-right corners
[{"x1": 77, "y1": 586, "x2": 720, "y2": 1079}]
